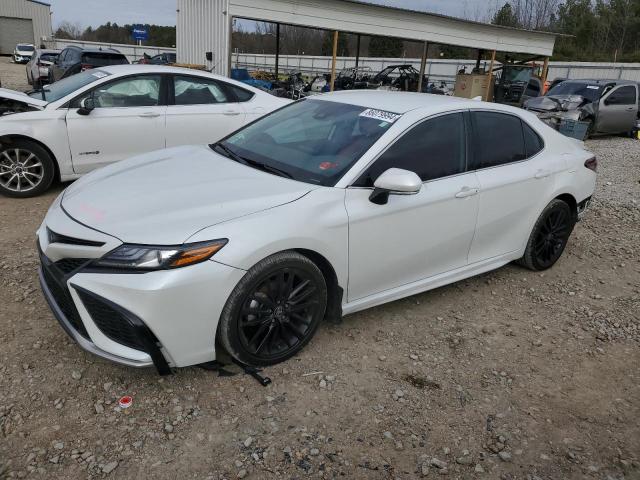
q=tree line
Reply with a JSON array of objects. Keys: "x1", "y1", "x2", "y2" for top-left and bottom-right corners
[
  {"x1": 492, "y1": 0, "x2": 640, "y2": 62},
  {"x1": 54, "y1": 21, "x2": 176, "y2": 48}
]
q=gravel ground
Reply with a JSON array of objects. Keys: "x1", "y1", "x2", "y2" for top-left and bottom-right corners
[
  {"x1": 1, "y1": 56, "x2": 640, "y2": 480},
  {"x1": 0, "y1": 56, "x2": 30, "y2": 92}
]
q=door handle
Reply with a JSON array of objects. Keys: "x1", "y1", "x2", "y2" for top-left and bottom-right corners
[
  {"x1": 223, "y1": 110, "x2": 241, "y2": 116},
  {"x1": 534, "y1": 169, "x2": 551, "y2": 179},
  {"x1": 455, "y1": 187, "x2": 479, "y2": 198},
  {"x1": 139, "y1": 112, "x2": 161, "y2": 118}
]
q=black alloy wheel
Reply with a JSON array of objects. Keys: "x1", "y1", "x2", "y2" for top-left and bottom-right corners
[
  {"x1": 519, "y1": 199, "x2": 575, "y2": 271},
  {"x1": 218, "y1": 252, "x2": 327, "y2": 366}
]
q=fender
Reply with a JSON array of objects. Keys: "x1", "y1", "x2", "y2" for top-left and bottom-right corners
[{"x1": 0, "y1": 112, "x2": 76, "y2": 180}]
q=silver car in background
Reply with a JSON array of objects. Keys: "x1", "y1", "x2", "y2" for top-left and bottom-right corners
[
  {"x1": 525, "y1": 79, "x2": 639, "y2": 137},
  {"x1": 26, "y1": 49, "x2": 61, "y2": 88}
]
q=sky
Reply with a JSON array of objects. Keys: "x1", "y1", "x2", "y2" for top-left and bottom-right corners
[{"x1": 47, "y1": 0, "x2": 494, "y2": 29}]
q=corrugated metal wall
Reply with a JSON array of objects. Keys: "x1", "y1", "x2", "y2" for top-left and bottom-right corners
[
  {"x1": 0, "y1": 0, "x2": 52, "y2": 53},
  {"x1": 177, "y1": 0, "x2": 230, "y2": 74}
]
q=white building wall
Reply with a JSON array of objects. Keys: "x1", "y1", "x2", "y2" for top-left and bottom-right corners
[
  {"x1": 177, "y1": 0, "x2": 230, "y2": 75},
  {"x1": 0, "y1": 0, "x2": 52, "y2": 46}
]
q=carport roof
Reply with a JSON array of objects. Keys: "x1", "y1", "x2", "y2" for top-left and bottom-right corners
[{"x1": 229, "y1": 0, "x2": 559, "y2": 56}]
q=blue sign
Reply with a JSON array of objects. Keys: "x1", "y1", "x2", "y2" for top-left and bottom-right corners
[{"x1": 132, "y1": 25, "x2": 149, "y2": 41}]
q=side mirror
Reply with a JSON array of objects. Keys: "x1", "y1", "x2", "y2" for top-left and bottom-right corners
[
  {"x1": 77, "y1": 96, "x2": 95, "y2": 116},
  {"x1": 369, "y1": 168, "x2": 422, "y2": 205}
]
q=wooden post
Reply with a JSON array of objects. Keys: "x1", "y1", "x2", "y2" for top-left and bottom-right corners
[
  {"x1": 330, "y1": 30, "x2": 338, "y2": 92},
  {"x1": 417, "y1": 41, "x2": 428, "y2": 92},
  {"x1": 485, "y1": 49, "x2": 496, "y2": 102},
  {"x1": 541, "y1": 56, "x2": 549, "y2": 85}
]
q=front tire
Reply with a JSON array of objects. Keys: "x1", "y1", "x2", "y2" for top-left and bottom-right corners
[
  {"x1": 0, "y1": 139, "x2": 55, "y2": 198},
  {"x1": 518, "y1": 199, "x2": 575, "y2": 271},
  {"x1": 218, "y1": 251, "x2": 327, "y2": 366}
]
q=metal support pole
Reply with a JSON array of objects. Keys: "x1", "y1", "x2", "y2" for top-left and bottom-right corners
[
  {"x1": 275, "y1": 23, "x2": 280, "y2": 80},
  {"x1": 485, "y1": 49, "x2": 496, "y2": 102},
  {"x1": 330, "y1": 30, "x2": 338, "y2": 92},
  {"x1": 417, "y1": 41, "x2": 428, "y2": 92},
  {"x1": 355, "y1": 34, "x2": 361, "y2": 69}
]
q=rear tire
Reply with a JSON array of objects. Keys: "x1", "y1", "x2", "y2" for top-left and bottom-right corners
[
  {"x1": 218, "y1": 251, "x2": 327, "y2": 367},
  {"x1": 0, "y1": 139, "x2": 55, "y2": 198},
  {"x1": 518, "y1": 199, "x2": 575, "y2": 271}
]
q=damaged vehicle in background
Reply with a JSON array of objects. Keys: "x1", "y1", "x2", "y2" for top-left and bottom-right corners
[{"x1": 525, "y1": 79, "x2": 639, "y2": 138}]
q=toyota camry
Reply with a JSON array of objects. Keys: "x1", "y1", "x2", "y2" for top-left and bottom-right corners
[{"x1": 37, "y1": 91, "x2": 597, "y2": 374}]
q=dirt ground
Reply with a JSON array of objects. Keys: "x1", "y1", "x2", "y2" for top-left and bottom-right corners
[
  {"x1": 1, "y1": 56, "x2": 639, "y2": 480},
  {"x1": 0, "y1": 56, "x2": 30, "y2": 92}
]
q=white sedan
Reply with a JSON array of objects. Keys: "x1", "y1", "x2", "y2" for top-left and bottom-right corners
[
  {"x1": 37, "y1": 91, "x2": 596, "y2": 373},
  {"x1": 0, "y1": 65, "x2": 288, "y2": 197}
]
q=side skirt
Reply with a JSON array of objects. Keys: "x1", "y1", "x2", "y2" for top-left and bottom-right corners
[{"x1": 342, "y1": 252, "x2": 519, "y2": 316}]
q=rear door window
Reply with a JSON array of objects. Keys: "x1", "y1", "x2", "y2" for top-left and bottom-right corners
[
  {"x1": 523, "y1": 122, "x2": 544, "y2": 157},
  {"x1": 470, "y1": 111, "x2": 526, "y2": 169},
  {"x1": 82, "y1": 53, "x2": 128, "y2": 66},
  {"x1": 173, "y1": 75, "x2": 230, "y2": 105}
]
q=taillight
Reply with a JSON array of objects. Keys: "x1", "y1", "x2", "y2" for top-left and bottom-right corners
[
  {"x1": 584, "y1": 157, "x2": 597, "y2": 172},
  {"x1": 80, "y1": 63, "x2": 94, "y2": 72}
]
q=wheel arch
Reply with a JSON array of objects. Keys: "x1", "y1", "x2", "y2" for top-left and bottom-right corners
[
  {"x1": 0, "y1": 134, "x2": 61, "y2": 182},
  {"x1": 554, "y1": 192, "x2": 578, "y2": 222},
  {"x1": 292, "y1": 248, "x2": 344, "y2": 324}
]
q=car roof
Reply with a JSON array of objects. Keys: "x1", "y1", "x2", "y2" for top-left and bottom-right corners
[
  {"x1": 95, "y1": 64, "x2": 270, "y2": 94},
  {"x1": 65, "y1": 45, "x2": 122, "y2": 54},
  {"x1": 311, "y1": 90, "x2": 482, "y2": 114},
  {"x1": 561, "y1": 79, "x2": 638, "y2": 86}
]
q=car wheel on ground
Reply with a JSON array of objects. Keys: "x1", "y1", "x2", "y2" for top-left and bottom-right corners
[
  {"x1": 518, "y1": 199, "x2": 575, "y2": 271},
  {"x1": 218, "y1": 251, "x2": 327, "y2": 366},
  {"x1": 0, "y1": 139, "x2": 55, "y2": 198}
]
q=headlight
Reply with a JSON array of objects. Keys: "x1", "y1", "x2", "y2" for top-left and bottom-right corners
[{"x1": 93, "y1": 239, "x2": 228, "y2": 271}]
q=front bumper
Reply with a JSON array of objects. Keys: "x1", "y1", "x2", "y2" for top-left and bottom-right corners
[
  {"x1": 14, "y1": 55, "x2": 31, "y2": 63},
  {"x1": 37, "y1": 204, "x2": 246, "y2": 373}
]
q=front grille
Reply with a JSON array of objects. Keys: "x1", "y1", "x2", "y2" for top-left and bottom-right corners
[
  {"x1": 54, "y1": 258, "x2": 91, "y2": 274},
  {"x1": 77, "y1": 291, "x2": 146, "y2": 352},
  {"x1": 48, "y1": 228, "x2": 105, "y2": 247},
  {"x1": 40, "y1": 259, "x2": 89, "y2": 339}
]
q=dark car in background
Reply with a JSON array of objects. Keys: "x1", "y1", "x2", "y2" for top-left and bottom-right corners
[{"x1": 48, "y1": 46, "x2": 129, "y2": 83}]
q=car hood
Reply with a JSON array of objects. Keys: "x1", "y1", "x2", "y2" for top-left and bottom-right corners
[
  {"x1": 61, "y1": 145, "x2": 316, "y2": 244},
  {"x1": 525, "y1": 94, "x2": 589, "y2": 112},
  {"x1": 0, "y1": 88, "x2": 48, "y2": 108}
]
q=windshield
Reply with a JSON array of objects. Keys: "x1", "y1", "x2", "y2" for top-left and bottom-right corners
[
  {"x1": 18, "y1": 44, "x2": 34, "y2": 52},
  {"x1": 27, "y1": 70, "x2": 111, "y2": 103},
  {"x1": 215, "y1": 99, "x2": 398, "y2": 186},
  {"x1": 547, "y1": 82, "x2": 603, "y2": 102},
  {"x1": 503, "y1": 67, "x2": 532, "y2": 83},
  {"x1": 40, "y1": 53, "x2": 59, "y2": 63}
]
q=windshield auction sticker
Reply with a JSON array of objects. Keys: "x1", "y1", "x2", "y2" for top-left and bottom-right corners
[{"x1": 359, "y1": 108, "x2": 401, "y2": 123}]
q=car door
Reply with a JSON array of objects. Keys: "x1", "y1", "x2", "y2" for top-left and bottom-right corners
[
  {"x1": 467, "y1": 110, "x2": 556, "y2": 264},
  {"x1": 595, "y1": 85, "x2": 638, "y2": 134},
  {"x1": 65, "y1": 74, "x2": 167, "y2": 174},
  {"x1": 344, "y1": 112, "x2": 480, "y2": 301},
  {"x1": 165, "y1": 74, "x2": 247, "y2": 147}
]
